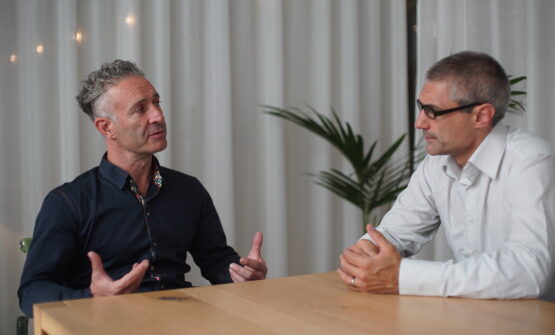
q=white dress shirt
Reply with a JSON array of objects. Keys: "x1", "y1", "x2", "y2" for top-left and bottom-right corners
[{"x1": 362, "y1": 123, "x2": 555, "y2": 299}]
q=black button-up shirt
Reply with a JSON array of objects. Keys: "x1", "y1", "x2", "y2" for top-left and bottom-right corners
[{"x1": 18, "y1": 155, "x2": 240, "y2": 317}]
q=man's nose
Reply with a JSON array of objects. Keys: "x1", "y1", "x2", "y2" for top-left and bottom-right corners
[
  {"x1": 415, "y1": 110, "x2": 428, "y2": 129},
  {"x1": 149, "y1": 106, "x2": 164, "y2": 123}
]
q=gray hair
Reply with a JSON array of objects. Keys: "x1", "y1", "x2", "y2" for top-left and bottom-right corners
[
  {"x1": 76, "y1": 59, "x2": 144, "y2": 121},
  {"x1": 426, "y1": 51, "x2": 510, "y2": 126}
]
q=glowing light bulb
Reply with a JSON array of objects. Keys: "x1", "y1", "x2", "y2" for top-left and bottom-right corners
[
  {"x1": 74, "y1": 31, "x2": 83, "y2": 44},
  {"x1": 36, "y1": 44, "x2": 44, "y2": 54},
  {"x1": 125, "y1": 15, "x2": 136, "y2": 26},
  {"x1": 9, "y1": 54, "x2": 17, "y2": 63}
]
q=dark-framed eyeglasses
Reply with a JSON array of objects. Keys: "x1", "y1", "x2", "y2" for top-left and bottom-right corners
[{"x1": 416, "y1": 99, "x2": 483, "y2": 120}]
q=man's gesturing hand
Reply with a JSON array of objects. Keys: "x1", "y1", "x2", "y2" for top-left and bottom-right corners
[
  {"x1": 337, "y1": 224, "x2": 401, "y2": 294},
  {"x1": 229, "y1": 232, "x2": 268, "y2": 282},
  {"x1": 88, "y1": 251, "x2": 149, "y2": 297}
]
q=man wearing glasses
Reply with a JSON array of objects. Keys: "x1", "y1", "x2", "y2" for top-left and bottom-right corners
[{"x1": 338, "y1": 51, "x2": 555, "y2": 300}]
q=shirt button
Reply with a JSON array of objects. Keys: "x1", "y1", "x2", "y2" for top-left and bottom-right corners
[
  {"x1": 151, "y1": 265, "x2": 155, "y2": 271},
  {"x1": 161, "y1": 284, "x2": 165, "y2": 289},
  {"x1": 153, "y1": 242, "x2": 157, "y2": 247}
]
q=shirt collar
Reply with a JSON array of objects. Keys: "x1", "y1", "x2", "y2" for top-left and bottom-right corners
[
  {"x1": 467, "y1": 122, "x2": 508, "y2": 180},
  {"x1": 99, "y1": 153, "x2": 163, "y2": 190},
  {"x1": 441, "y1": 123, "x2": 508, "y2": 181}
]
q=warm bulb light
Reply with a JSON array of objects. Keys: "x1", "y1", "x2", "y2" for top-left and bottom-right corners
[
  {"x1": 125, "y1": 15, "x2": 136, "y2": 26},
  {"x1": 74, "y1": 31, "x2": 83, "y2": 44},
  {"x1": 36, "y1": 44, "x2": 44, "y2": 54},
  {"x1": 9, "y1": 54, "x2": 17, "y2": 63}
]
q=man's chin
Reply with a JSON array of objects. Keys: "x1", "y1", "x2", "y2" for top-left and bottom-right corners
[
  {"x1": 425, "y1": 144, "x2": 440, "y2": 156},
  {"x1": 155, "y1": 142, "x2": 168, "y2": 153},
  {"x1": 149, "y1": 140, "x2": 168, "y2": 154}
]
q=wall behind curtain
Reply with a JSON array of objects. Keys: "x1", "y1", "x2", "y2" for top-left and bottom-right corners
[
  {"x1": 415, "y1": 0, "x2": 555, "y2": 261},
  {"x1": 0, "y1": 0, "x2": 408, "y2": 332}
]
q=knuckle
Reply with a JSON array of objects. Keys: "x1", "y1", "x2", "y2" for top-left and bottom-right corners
[
  {"x1": 361, "y1": 260, "x2": 372, "y2": 269},
  {"x1": 359, "y1": 273, "x2": 370, "y2": 282}
]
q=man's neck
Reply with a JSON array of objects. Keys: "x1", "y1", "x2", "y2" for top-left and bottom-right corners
[
  {"x1": 453, "y1": 127, "x2": 493, "y2": 167},
  {"x1": 106, "y1": 151, "x2": 153, "y2": 195}
]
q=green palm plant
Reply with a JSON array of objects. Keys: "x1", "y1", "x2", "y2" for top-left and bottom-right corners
[
  {"x1": 508, "y1": 75, "x2": 527, "y2": 114},
  {"x1": 264, "y1": 105, "x2": 422, "y2": 232}
]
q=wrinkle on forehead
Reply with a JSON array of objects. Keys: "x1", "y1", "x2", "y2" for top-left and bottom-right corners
[{"x1": 106, "y1": 76, "x2": 158, "y2": 113}]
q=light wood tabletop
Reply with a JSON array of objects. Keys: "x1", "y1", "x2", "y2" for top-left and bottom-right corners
[{"x1": 33, "y1": 271, "x2": 555, "y2": 334}]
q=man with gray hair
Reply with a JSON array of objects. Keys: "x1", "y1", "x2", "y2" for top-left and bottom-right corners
[
  {"x1": 18, "y1": 60, "x2": 267, "y2": 317},
  {"x1": 338, "y1": 51, "x2": 555, "y2": 300}
]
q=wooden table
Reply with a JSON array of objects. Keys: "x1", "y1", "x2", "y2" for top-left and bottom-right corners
[{"x1": 33, "y1": 272, "x2": 555, "y2": 334}]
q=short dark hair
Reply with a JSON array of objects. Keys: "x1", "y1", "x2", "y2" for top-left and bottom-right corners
[
  {"x1": 76, "y1": 59, "x2": 144, "y2": 121},
  {"x1": 426, "y1": 51, "x2": 510, "y2": 126}
]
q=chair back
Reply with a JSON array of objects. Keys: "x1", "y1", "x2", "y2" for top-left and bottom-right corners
[
  {"x1": 17, "y1": 237, "x2": 32, "y2": 335},
  {"x1": 19, "y1": 237, "x2": 32, "y2": 254}
]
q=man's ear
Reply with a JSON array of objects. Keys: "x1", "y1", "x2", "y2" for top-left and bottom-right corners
[
  {"x1": 94, "y1": 117, "x2": 115, "y2": 139},
  {"x1": 473, "y1": 103, "x2": 495, "y2": 129}
]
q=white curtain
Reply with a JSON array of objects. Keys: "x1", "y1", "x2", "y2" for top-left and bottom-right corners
[
  {"x1": 415, "y1": 0, "x2": 555, "y2": 261},
  {"x1": 0, "y1": 0, "x2": 409, "y2": 332}
]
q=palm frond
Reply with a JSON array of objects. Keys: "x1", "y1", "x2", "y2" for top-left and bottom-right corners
[
  {"x1": 264, "y1": 105, "x2": 368, "y2": 174},
  {"x1": 507, "y1": 75, "x2": 527, "y2": 114},
  {"x1": 264, "y1": 105, "x2": 415, "y2": 231},
  {"x1": 312, "y1": 170, "x2": 365, "y2": 208},
  {"x1": 508, "y1": 75, "x2": 526, "y2": 85},
  {"x1": 362, "y1": 134, "x2": 406, "y2": 182}
]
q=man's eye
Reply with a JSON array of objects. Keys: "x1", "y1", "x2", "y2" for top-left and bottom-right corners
[
  {"x1": 154, "y1": 100, "x2": 161, "y2": 107},
  {"x1": 424, "y1": 106, "x2": 436, "y2": 113}
]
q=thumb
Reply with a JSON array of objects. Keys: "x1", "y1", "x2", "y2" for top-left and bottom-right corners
[
  {"x1": 88, "y1": 251, "x2": 108, "y2": 278},
  {"x1": 247, "y1": 232, "x2": 263, "y2": 258},
  {"x1": 366, "y1": 224, "x2": 389, "y2": 248}
]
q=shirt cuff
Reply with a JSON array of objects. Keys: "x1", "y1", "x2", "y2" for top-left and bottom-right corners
[{"x1": 399, "y1": 258, "x2": 446, "y2": 296}]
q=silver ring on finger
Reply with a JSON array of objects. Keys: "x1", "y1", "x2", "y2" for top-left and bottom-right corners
[{"x1": 351, "y1": 276, "x2": 356, "y2": 287}]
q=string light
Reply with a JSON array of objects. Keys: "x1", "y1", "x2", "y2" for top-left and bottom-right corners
[
  {"x1": 9, "y1": 54, "x2": 17, "y2": 63},
  {"x1": 125, "y1": 15, "x2": 136, "y2": 26},
  {"x1": 36, "y1": 44, "x2": 44, "y2": 54},
  {"x1": 74, "y1": 31, "x2": 83, "y2": 44}
]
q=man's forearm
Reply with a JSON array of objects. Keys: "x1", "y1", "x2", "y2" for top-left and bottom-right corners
[{"x1": 19, "y1": 280, "x2": 92, "y2": 317}]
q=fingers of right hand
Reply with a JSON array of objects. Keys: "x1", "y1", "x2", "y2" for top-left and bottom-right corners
[
  {"x1": 357, "y1": 239, "x2": 379, "y2": 257},
  {"x1": 368, "y1": 226, "x2": 389, "y2": 247}
]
